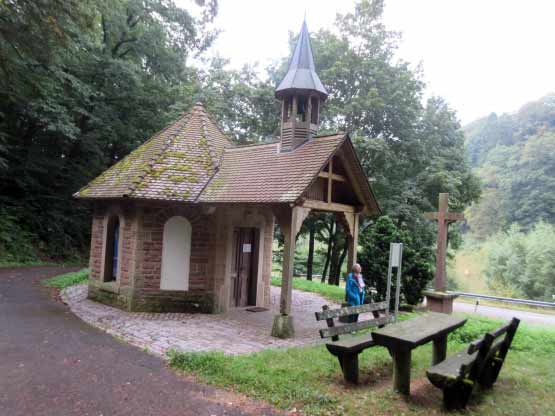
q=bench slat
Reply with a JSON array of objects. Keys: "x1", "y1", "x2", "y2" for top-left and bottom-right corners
[
  {"x1": 427, "y1": 350, "x2": 478, "y2": 383},
  {"x1": 489, "y1": 322, "x2": 513, "y2": 338},
  {"x1": 326, "y1": 334, "x2": 375, "y2": 355},
  {"x1": 315, "y1": 301, "x2": 388, "y2": 321},
  {"x1": 319, "y1": 315, "x2": 392, "y2": 338},
  {"x1": 467, "y1": 336, "x2": 486, "y2": 354}
]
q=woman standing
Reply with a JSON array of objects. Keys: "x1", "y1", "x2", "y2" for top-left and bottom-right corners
[{"x1": 345, "y1": 263, "x2": 365, "y2": 307}]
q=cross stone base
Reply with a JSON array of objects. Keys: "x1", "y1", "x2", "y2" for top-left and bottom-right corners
[
  {"x1": 271, "y1": 314, "x2": 295, "y2": 338},
  {"x1": 423, "y1": 290, "x2": 459, "y2": 314}
]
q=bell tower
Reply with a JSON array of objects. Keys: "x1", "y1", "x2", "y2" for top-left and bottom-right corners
[{"x1": 276, "y1": 20, "x2": 328, "y2": 152}]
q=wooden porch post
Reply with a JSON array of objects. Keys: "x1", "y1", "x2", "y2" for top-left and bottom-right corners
[
  {"x1": 272, "y1": 205, "x2": 310, "y2": 338},
  {"x1": 337, "y1": 212, "x2": 360, "y2": 272},
  {"x1": 279, "y1": 211, "x2": 296, "y2": 316},
  {"x1": 347, "y1": 213, "x2": 360, "y2": 271}
]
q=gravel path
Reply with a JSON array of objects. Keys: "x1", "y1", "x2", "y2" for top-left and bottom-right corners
[{"x1": 0, "y1": 266, "x2": 278, "y2": 416}]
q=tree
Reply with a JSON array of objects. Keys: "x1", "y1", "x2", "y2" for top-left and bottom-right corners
[
  {"x1": 465, "y1": 94, "x2": 555, "y2": 237},
  {"x1": 0, "y1": 0, "x2": 218, "y2": 261},
  {"x1": 358, "y1": 216, "x2": 434, "y2": 305}
]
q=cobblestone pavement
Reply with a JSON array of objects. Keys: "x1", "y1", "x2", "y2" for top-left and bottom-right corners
[{"x1": 62, "y1": 284, "x2": 340, "y2": 356}]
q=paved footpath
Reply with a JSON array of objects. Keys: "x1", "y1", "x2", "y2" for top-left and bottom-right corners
[
  {"x1": 0, "y1": 266, "x2": 278, "y2": 416},
  {"x1": 454, "y1": 300, "x2": 555, "y2": 326},
  {"x1": 61, "y1": 282, "x2": 337, "y2": 357}
]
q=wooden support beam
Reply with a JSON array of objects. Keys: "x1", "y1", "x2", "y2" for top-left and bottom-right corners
[
  {"x1": 318, "y1": 171, "x2": 347, "y2": 182},
  {"x1": 424, "y1": 211, "x2": 465, "y2": 222},
  {"x1": 327, "y1": 158, "x2": 333, "y2": 204},
  {"x1": 301, "y1": 199, "x2": 359, "y2": 213},
  {"x1": 272, "y1": 205, "x2": 310, "y2": 317},
  {"x1": 347, "y1": 213, "x2": 359, "y2": 270},
  {"x1": 336, "y1": 211, "x2": 360, "y2": 271}
]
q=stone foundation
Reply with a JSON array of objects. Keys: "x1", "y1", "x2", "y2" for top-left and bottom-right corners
[
  {"x1": 271, "y1": 314, "x2": 295, "y2": 339},
  {"x1": 423, "y1": 290, "x2": 459, "y2": 314},
  {"x1": 88, "y1": 284, "x2": 214, "y2": 313},
  {"x1": 88, "y1": 284, "x2": 132, "y2": 311}
]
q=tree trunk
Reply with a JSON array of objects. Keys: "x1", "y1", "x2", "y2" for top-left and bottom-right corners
[
  {"x1": 306, "y1": 222, "x2": 315, "y2": 281},
  {"x1": 328, "y1": 232, "x2": 341, "y2": 286},
  {"x1": 321, "y1": 218, "x2": 335, "y2": 283},
  {"x1": 336, "y1": 239, "x2": 349, "y2": 285}
]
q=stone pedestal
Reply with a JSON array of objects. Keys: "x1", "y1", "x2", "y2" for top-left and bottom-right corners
[
  {"x1": 423, "y1": 290, "x2": 459, "y2": 314},
  {"x1": 271, "y1": 314, "x2": 295, "y2": 339}
]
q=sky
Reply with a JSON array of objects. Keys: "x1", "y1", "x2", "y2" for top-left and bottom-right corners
[{"x1": 186, "y1": 0, "x2": 555, "y2": 124}]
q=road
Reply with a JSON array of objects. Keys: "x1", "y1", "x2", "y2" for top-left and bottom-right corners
[
  {"x1": 454, "y1": 299, "x2": 555, "y2": 326},
  {"x1": 0, "y1": 266, "x2": 277, "y2": 416}
]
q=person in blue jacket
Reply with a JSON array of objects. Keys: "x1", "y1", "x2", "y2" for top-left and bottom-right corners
[{"x1": 345, "y1": 263, "x2": 365, "y2": 307}]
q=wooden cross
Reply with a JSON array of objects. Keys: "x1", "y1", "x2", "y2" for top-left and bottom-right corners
[{"x1": 424, "y1": 193, "x2": 464, "y2": 292}]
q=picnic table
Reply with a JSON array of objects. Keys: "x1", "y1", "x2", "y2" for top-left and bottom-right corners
[{"x1": 371, "y1": 312, "x2": 467, "y2": 395}]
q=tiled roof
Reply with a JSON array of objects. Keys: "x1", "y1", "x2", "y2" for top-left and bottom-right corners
[
  {"x1": 198, "y1": 134, "x2": 346, "y2": 203},
  {"x1": 75, "y1": 105, "x2": 378, "y2": 211},
  {"x1": 74, "y1": 103, "x2": 234, "y2": 201}
]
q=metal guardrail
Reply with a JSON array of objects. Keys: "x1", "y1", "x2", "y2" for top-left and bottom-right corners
[{"x1": 447, "y1": 291, "x2": 555, "y2": 309}]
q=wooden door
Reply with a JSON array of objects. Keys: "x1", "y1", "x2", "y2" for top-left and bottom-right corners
[{"x1": 231, "y1": 227, "x2": 258, "y2": 307}]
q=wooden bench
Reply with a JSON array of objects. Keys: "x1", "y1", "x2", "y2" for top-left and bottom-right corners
[
  {"x1": 426, "y1": 317, "x2": 520, "y2": 410},
  {"x1": 315, "y1": 302, "x2": 393, "y2": 384},
  {"x1": 478, "y1": 317, "x2": 520, "y2": 387}
]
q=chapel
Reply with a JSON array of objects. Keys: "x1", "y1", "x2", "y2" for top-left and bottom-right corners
[{"x1": 75, "y1": 21, "x2": 380, "y2": 338}]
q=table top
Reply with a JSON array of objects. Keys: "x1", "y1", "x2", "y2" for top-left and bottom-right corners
[{"x1": 371, "y1": 312, "x2": 467, "y2": 350}]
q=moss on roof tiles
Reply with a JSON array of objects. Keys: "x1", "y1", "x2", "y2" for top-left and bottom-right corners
[{"x1": 74, "y1": 103, "x2": 232, "y2": 201}]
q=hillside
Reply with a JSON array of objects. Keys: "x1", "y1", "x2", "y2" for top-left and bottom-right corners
[{"x1": 464, "y1": 94, "x2": 555, "y2": 238}]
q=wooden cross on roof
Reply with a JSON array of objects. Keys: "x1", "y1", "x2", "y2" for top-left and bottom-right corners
[{"x1": 424, "y1": 193, "x2": 464, "y2": 292}]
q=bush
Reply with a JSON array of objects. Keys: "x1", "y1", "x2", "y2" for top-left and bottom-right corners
[
  {"x1": 0, "y1": 208, "x2": 41, "y2": 265},
  {"x1": 485, "y1": 222, "x2": 555, "y2": 301},
  {"x1": 358, "y1": 216, "x2": 434, "y2": 305}
]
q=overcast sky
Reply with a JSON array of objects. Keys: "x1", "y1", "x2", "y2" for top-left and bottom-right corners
[{"x1": 190, "y1": 0, "x2": 555, "y2": 124}]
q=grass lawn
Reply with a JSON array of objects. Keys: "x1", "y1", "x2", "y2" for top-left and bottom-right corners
[
  {"x1": 271, "y1": 275, "x2": 346, "y2": 304},
  {"x1": 41, "y1": 268, "x2": 89, "y2": 289},
  {"x1": 168, "y1": 315, "x2": 555, "y2": 415}
]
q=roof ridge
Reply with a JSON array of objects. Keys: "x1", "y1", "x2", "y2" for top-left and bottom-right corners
[
  {"x1": 224, "y1": 142, "x2": 279, "y2": 152},
  {"x1": 197, "y1": 106, "x2": 220, "y2": 171},
  {"x1": 127, "y1": 111, "x2": 193, "y2": 196},
  {"x1": 203, "y1": 110, "x2": 235, "y2": 148},
  {"x1": 313, "y1": 132, "x2": 345, "y2": 139}
]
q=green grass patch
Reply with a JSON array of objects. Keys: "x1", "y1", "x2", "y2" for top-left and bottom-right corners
[
  {"x1": 169, "y1": 316, "x2": 555, "y2": 415},
  {"x1": 0, "y1": 260, "x2": 56, "y2": 268},
  {"x1": 42, "y1": 268, "x2": 89, "y2": 289},
  {"x1": 271, "y1": 275, "x2": 345, "y2": 304}
]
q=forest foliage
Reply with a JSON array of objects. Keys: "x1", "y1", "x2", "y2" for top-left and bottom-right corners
[
  {"x1": 465, "y1": 94, "x2": 555, "y2": 238},
  {"x1": 0, "y1": 0, "x2": 481, "y2": 303},
  {"x1": 462, "y1": 94, "x2": 555, "y2": 300},
  {"x1": 483, "y1": 222, "x2": 555, "y2": 301}
]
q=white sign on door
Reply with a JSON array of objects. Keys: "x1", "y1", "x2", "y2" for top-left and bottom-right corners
[{"x1": 242, "y1": 243, "x2": 252, "y2": 253}]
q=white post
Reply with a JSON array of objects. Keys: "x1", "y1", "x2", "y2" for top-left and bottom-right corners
[
  {"x1": 388, "y1": 243, "x2": 403, "y2": 322},
  {"x1": 385, "y1": 243, "x2": 393, "y2": 319},
  {"x1": 394, "y1": 243, "x2": 403, "y2": 320}
]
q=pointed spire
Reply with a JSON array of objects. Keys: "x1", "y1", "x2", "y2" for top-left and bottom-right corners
[{"x1": 275, "y1": 20, "x2": 328, "y2": 100}]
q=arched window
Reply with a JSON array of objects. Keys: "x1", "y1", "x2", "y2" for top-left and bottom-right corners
[
  {"x1": 160, "y1": 216, "x2": 192, "y2": 291},
  {"x1": 103, "y1": 216, "x2": 120, "y2": 282}
]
